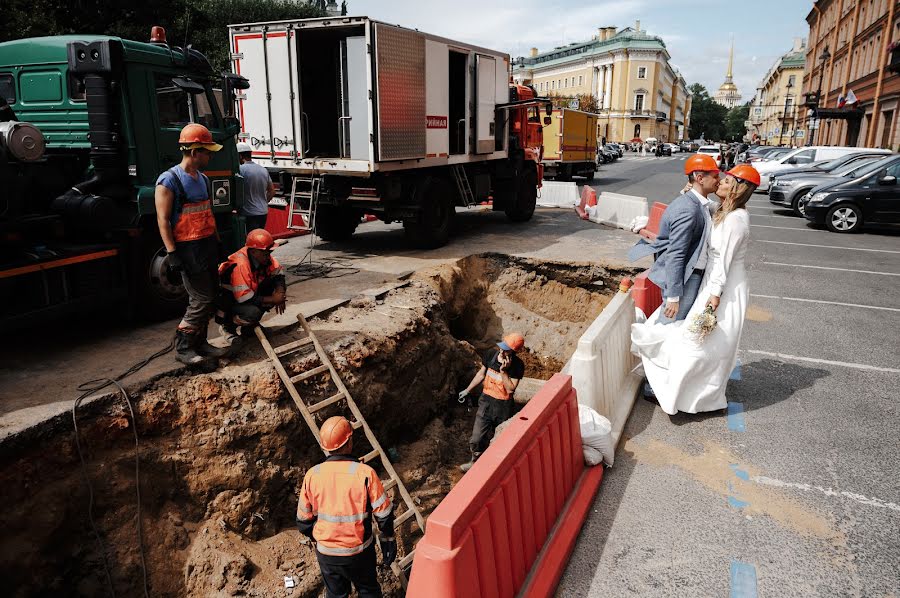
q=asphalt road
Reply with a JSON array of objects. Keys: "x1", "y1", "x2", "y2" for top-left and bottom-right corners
[{"x1": 559, "y1": 153, "x2": 900, "y2": 597}]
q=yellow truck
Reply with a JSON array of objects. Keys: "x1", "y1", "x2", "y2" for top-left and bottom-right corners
[{"x1": 542, "y1": 108, "x2": 599, "y2": 181}]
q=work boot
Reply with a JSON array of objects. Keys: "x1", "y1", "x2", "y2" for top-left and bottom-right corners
[
  {"x1": 459, "y1": 451, "x2": 481, "y2": 473},
  {"x1": 175, "y1": 329, "x2": 218, "y2": 372},
  {"x1": 219, "y1": 323, "x2": 247, "y2": 356},
  {"x1": 196, "y1": 325, "x2": 229, "y2": 358}
]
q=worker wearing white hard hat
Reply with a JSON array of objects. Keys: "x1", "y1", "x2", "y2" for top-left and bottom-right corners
[{"x1": 236, "y1": 141, "x2": 275, "y2": 232}]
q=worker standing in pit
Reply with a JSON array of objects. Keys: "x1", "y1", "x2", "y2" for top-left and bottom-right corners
[
  {"x1": 236, "y1": 142, "x2": 276, "y2": 232},
  {"x1": 297, "y1": 416, "x2": 396, "y2": 598},
  {"x1": 457, "y1": 333, "x2": 526, "y2": 472},
  {"x1": 216, "y1": 228, "x2": 287, "y2": 353},
  {"x1": 155, "y1": 123, "x2": 227, "y2": 369}
]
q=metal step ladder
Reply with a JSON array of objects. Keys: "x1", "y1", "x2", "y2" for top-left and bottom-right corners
[
  {"x1": 287, "y1": 175, "x2": 321, "y2": 232},
  {"x1": 451, "y1": 164, "x2": 476, "y2": 207},
  {"x1": 254, "y1": 315, "x2": 426, "y2": 589}
]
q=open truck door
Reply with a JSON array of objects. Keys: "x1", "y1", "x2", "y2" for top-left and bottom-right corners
[{"x1": 474, "y1": 55, "x2": 496, "y2": 154}]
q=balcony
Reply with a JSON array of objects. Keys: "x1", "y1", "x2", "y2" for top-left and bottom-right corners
[
  {"x1": 656, "y1": 111, "x2": 668, "y2": 122},
  {"x1": 627, "y1": 110, "x2": 655, "y2": 119}
]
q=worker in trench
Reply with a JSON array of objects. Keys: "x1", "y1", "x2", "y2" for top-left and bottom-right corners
[
  {"x1": 297, "y1": 416, "x2": 397, "y2": 598},
  {"x1": 215, "y1": 228, "x2": 287, "y2": 353},
  {"x1": 457, "y1": 333, "x2": 526, "y2": 472},
  {"x1": 155, "y1": 123, "x2": 229, "y2": 370}
]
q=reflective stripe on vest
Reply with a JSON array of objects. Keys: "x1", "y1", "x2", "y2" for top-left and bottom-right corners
[
  {"x1": 482, "y1": 367, "x2": 510, "y2": 400},
  {"x1": 316, "y1": 535, "x2": 374, "y2": 557}
]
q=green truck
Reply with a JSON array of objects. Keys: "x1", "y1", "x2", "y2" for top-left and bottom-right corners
[{"x1": 0, "y1": 29, "x2": 248, "y2": 331}]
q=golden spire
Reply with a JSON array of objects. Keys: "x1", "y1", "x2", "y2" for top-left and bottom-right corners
[{"x1": 726, "y1": 36, "x2": 734, "y2": 81}]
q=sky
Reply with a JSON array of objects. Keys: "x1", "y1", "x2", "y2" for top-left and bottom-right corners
[{"x1": 346, "y1": 0, "x2": 814, "y2": 100}]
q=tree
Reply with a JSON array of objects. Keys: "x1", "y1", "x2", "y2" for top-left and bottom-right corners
[
  {"x1": 687, "y1": 83, "x2": 728, "y2": 141},
  {"x1": 724, "y1": 103, "x2": 751, "y2": 142}
]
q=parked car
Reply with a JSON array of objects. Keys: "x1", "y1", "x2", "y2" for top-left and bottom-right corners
[
  {"x1": 658, "y1": 143, "x2": 672, "y2": 156},
  {"x1": 598, "y1": 146, "x2": 617, "y2": 164},
  {"x1": 745, "y1": 146, "x2": 785, "y2": 163},
  {"x1": 666, "y1": 143, "x2": 681, "y2": 153},
  {"x1": 697, "y1": 145, "x2": 722, "y2": 168},
  {"x1": 754, "y1": 146, "x2": 888, "y2": 192},
  {"x1": 679, "y1": 141, "x2": 694, "y2": 152},
  {"x1": 604, "y1": 143, "x2": 623, "y2": 158},
  {"x1": 770, "y1": 154, "x2": 890, "y2": 215},
  {"x1": 802, "y1": 154, "x2": 900, "y2": 233}
]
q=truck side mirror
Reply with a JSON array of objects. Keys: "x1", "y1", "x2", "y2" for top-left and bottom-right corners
[
  {"x1": 543, "y1": 116, "x2": 552, "y2": 125},
  {"x1": 545, "y1": 103, "x2": 552, "y2": 116},
  {"x1": 222, "y1": 72, "x2": 250, "y2": 119}
]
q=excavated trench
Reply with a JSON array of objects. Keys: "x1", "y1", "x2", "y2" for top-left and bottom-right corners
[{"x1": 0, "y1": 253, "x2": 630, "y2": 597}]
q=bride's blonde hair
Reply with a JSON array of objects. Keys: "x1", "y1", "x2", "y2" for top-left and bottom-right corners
[{"x1": 714, "y1": 177, "x2": 755, "y2": 225}]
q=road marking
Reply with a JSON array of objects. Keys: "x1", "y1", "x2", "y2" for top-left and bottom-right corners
[
  {"x1": 762, "y1": 261, "x2": 900, "y2": 277},
  {"x1": 727, "y1": 402, "x2": 746, "y2": 432},
  {"x1": 756, "y1": 239, "x2": 900, "y2": 254},
  {"x1": 751, "y1": 294, "x2": 900, "y2": 313},
  {"x1": 751, "y1": 475, "x2": 900, "y2": 513},
  {"x1": 749, "y1": 213, "x2": 802, "y2": 220},
  {"x1": 730, "y1": 561, "x2": 758, "y2": 598},
  {"x1": 751, "y1": 224, "x2": 825, "y2": 232},
  {"x1": 743, "y1": 349, "x2": 900, "y2": 374}
]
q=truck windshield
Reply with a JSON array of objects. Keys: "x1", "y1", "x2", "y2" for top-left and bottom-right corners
[{"x1": 155, "y1": 75, "x2": 219, "y2": 130}]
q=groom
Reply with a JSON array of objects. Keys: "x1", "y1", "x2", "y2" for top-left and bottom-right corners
[{"x1": 628, "y1": 154, "x2": 720, "y2": 323}]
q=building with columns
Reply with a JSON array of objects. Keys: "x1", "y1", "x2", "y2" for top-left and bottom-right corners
[
  {"x1": 748, "y1": 38, "x2": 808, "y2": 145},
  {"x1": 511, "y1": 22, "x2": 691, "y2": 143}
]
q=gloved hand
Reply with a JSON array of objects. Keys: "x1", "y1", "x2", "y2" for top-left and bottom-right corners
[
  {"x1": 457, "y1": 390, "x2": 469, "y2": 404},
  {"x1": 379, "y1": 536, "x2": 397, "y2": 566},
  {"x1": 166, "y1": 251, "x2": 184, "y2": 275}
]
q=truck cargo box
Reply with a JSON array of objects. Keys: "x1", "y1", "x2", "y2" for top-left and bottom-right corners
[
  {"x1": 542, "y1": 108, "x2": 598, "y2": 180},
  {"x1": 229, "y1": 16, "x2": 511, "y2": 177}
]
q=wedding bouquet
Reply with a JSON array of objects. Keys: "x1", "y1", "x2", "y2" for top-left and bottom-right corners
[{"x1": 685, "y1": 306, "x2": 717, "y2": 343}]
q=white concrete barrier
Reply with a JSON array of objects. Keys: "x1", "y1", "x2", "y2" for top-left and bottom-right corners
[
  {"x1": 586, "y1": 192, "x2": 649, "y2": 230},
  {"x1": 563, "y1": 290, "x2": 642, "y2": 446},
  {"x1": 536, "y1": 180, "x2": 579, "y2": 208}
]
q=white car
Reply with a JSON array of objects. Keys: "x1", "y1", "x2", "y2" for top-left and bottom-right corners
[
  {"x1": 665, "y1": 143, "x2": 681, "y2": 153},
  {"x1": 697, "y1": 145, "x2": 722, "y2": 169}
]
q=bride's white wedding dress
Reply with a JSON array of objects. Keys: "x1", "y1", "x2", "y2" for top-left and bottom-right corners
[{"x1": 631, "y1": 209, "x2": 750, "y2": 415}]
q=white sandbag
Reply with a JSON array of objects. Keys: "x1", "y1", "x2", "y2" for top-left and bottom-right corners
[{"x1": 578, "y1": 403, "x2": 615, "y2": 467}]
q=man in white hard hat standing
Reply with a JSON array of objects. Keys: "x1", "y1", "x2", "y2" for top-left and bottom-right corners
[{"x1": 236, "y1": 142, "x2": 275, "y2": 232}]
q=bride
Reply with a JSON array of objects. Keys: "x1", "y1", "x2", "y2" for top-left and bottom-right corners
[{"x1": 631, "y1": 164, "x2": 760, "y2": 415}]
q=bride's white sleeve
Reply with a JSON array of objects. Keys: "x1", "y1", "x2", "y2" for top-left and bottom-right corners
[{"x1": 707, "y1": 212, "x2": 748, "y2": 297}]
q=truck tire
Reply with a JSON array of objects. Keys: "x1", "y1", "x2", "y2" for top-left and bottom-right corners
[
  {"x1": 404, "y1": 179, "x2": 453, "y2": 248},
  {"x1": 506, "y1": 168, "x2": 537, "y2": 222},
  {"x1": 316, "y1": 205, "x2": 359, "y2": 242},
  {"x1": 584, "y1": 169, "x2": 596, "y2": 182},
  {"x1": 139, "y1": 232, "x2": 187, "y2": 320}
]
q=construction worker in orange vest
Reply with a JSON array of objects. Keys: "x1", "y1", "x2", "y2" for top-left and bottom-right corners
[
  {"x1": 457, "y1": 332, "x2": 526, "y2": 472},
  {"x1": 297, "y1": 416, "x2": 396, "y2": 598},
  {"x1": 216, "y1": 228, "x2": 286, "y2": 353},
  {"x1": 155, "y1": 123, "x2": 228, "y2": 369}
]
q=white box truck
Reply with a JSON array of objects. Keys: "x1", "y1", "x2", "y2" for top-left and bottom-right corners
[{"x1": 229, "y1": 16, "x2": 550, "y2": 247}]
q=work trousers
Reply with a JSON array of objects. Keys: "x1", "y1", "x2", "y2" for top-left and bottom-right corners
[
  {"x1": 316, "y1": 542, "x2": 382, "y2": 598},
  {"x1": 176, "y1": 236, "x2": 219, "y2": 331},
  {"x1": 225, "y1": 276, "x2": 280, "y2": 328},
  {"x1": 469, "y1": 393, "x2": 514, "y2": 454},
  {"x1": 658, "y1": 269, "x2": 705, "y2": 325},
  {"x1": 243, "y1": 214, "x2": 268, "y2": 232}
]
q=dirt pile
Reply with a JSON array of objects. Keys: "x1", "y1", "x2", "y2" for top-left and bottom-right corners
[{"x1": 0, "y1": 254, "x2": 625, "y2": 597}]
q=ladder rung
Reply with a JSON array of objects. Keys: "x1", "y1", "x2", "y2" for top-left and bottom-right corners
[
  {"x1": 350, "y1": 419, "x2": 364, "y2": 430},
  {"x1": 397, "y1": 551, "x2": 416, "y2": 569},
  {"x1": 361, "y1": 449, "x2": 380, "y2": 464},
  {"x1": 309, "y1": 391, "x2": 346, "y2": 414},
  {"x1": 274, "y1": 337, "x2": 314, "y2": 356},
  {"x1": 383, "y1": 478, "x2": 398, "y2": 491},
  {"x1": 394, "y1": 508, "x2": 417, "y2": 527},
  {"x1": 290, "y1": 364, "x2": 330, "y2": 383}
]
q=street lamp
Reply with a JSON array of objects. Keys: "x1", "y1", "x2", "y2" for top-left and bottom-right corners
[
  {"x1": 778, "y1": 79, "x2": 794, "y2": 146},
  {"x1": 809, "y1": 46, "x2": 831, "y2": 145}
]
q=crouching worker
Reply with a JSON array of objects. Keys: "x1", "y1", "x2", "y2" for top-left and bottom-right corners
[
  {"x1": 216, "y1": 228, "x2": 286, "y2": 352},
  {"x1": 457, "y1": 333, "x2": 526, "y2": 472},
  {"x1": 297, "y1": 416, "x2": 396, "y2": 598}
]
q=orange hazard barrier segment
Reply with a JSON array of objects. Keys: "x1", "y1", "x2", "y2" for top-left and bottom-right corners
[
  {"x1": 574, "y1": 186, "x2": 596, "y2": 220},
  {"x1": 264, "y1": 204, "x2": 309, "y2": 240},
  {"x1": 632, "y1": 270, "x2": 662, "y2": 318},
  {"x1": 407, "y1": 374, "x2": 604, "y2": 598},
  {"x1": 639, "y1": 201, "x2": 667, "y2": 241}
]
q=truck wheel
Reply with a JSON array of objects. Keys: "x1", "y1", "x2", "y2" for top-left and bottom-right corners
[
  {"x1": 404, "y1": 179, "x2": 453, "y2": 248},
  {"x1": 506, "y1": 168, "x2": 537, "y2": 222},
  {"x1": 584, "y1": 170, "x2": 596, "y2": 182},
  {"x1": 139, "y1": 232, "x2": 187, "y2": 320},
  {"x1": 316, "y1": 205, "x2": 360, "y2": 242}
]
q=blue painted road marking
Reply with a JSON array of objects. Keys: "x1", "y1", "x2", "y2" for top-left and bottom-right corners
[
  {"x1": 730, "y1": 359, "x2": 742, "y2": 380},
  {"x1": 727, "y1": 402, "x2": 746, "y2": 432},
  {"x1": 730, "y1": 560, "x2": 758, "y2": 598}
]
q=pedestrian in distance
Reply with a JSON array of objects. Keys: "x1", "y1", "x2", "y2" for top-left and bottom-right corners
[
  {"x1": 236, "y1": 142, "x2": 276, "y2": 232},
  {"x1": 155, "y1": 123, "x2": 229, "y2": 370},
  {"x1": 297, "y1": 416, "x2": 396, "y2": 598},
  {"x1": 215, "y1": 228, "x2": 287, "y2": 354},
  {"x1": 631, "y1": 165, "x2": 760, "y2": 415},
  {"x1": 457, "y1": 333, "x2": 526, "y2": 472}
]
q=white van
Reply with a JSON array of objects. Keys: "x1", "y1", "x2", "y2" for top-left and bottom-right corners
[{"x1": 755, "y1": 146, "x2": 891, "y2": 192}]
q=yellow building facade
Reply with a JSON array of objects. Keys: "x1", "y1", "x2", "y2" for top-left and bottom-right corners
[
  {"x1": 512, "y1": 23, "x2": 691, "y2": 144},
  {"x1": 748, "y1": 39, "x2": 808, "y2": 145}
]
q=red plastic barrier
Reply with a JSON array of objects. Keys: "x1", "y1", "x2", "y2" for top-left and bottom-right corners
[
  {"x1": 575, "y1": 186, "x2": 596, "y2": 220},
  {"x1": 632, "y1": 270, "x2": 662, "y2": 317},
  {"x1": 639, "y1": 201, "x2": 667, "y2": 241},
  {"x1": 407, "y1": 375, "x2": 604, "y2": 598},
  {"x1": 265, "y1": 203, "x2": 309, "y2": 240}
]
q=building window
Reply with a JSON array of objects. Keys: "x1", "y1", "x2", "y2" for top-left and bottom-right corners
[
  {"x1": 552, "y1": 80, "x2": 556, "y2": 90},
  {"x1": 635, "y1": 93, "x2": 645, "y2": 112},
  {"x1": 634, "y1": 124, "x2": 641, "y2": 138},
  {"x1": 788, "y1": 74, "x2": 796, "y2": 87},
  {"x1": 564, "y1": 77, "x2": 569, "y2": 88},
  {"x1": 638, "y1": 66, "x2": 647, "y2": 79},
  {"x1": 579, "y1": 75, "x2": 583, "y2": 86}
]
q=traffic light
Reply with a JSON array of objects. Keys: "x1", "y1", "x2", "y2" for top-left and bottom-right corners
[{"x1": 803, "y1": 91, "x2": 821, "y2": 108}]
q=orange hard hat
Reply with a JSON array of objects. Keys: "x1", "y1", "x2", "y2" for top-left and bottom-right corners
[
  {"x1": 320, "y1": 416, "x2": 353, "y2": 451},
  {"x1": 498, "y1": 332, "x2": 525, "y2": 353},
  {"x1": 246, "y1": 228, "x2": 274, "y2": 250},
  {"x1": 178, "y1": 123, "x2": 223, "y2": 152},
  {"x1": 726, "y1": 164, "x2": 761, "y2": 187},
  {"x1": 684, "y1": 154, "x2": 719, "y2": 175}
]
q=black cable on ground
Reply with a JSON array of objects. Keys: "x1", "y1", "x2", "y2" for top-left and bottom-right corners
[
  {"x1": 72, "y1": 336, "x2": 174, "y2": 598},
  {"x1": 286, "y1": 258, "x2": 360, "y2": 285}
]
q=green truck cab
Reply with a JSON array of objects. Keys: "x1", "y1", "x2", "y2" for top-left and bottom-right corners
[{"x1": 0, "y1": 30, "x2": 249, "y2": 330}]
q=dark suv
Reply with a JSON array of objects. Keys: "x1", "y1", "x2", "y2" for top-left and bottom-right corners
[{"x1": 803, "y1": 155, "x2": 900, "y2": 233}]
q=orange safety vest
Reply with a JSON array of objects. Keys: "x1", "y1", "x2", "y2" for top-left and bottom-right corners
[
  {"x1": 483, "y1": 366, "x2": 512, "y2": 400},
  {"x1": 297, "y1": 458, "x2": 393, "y2": 557},
  {"x1": 218, "y1": 246, "x2": 282, "y2": 303},
  {"x1": 165, "y1": 167, "x2": 217, "y2": 242}
]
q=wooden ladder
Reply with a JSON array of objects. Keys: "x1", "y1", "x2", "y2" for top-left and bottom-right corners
[{"x1": 254, "y1": 314, "x2": 425, "y2": 589}]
